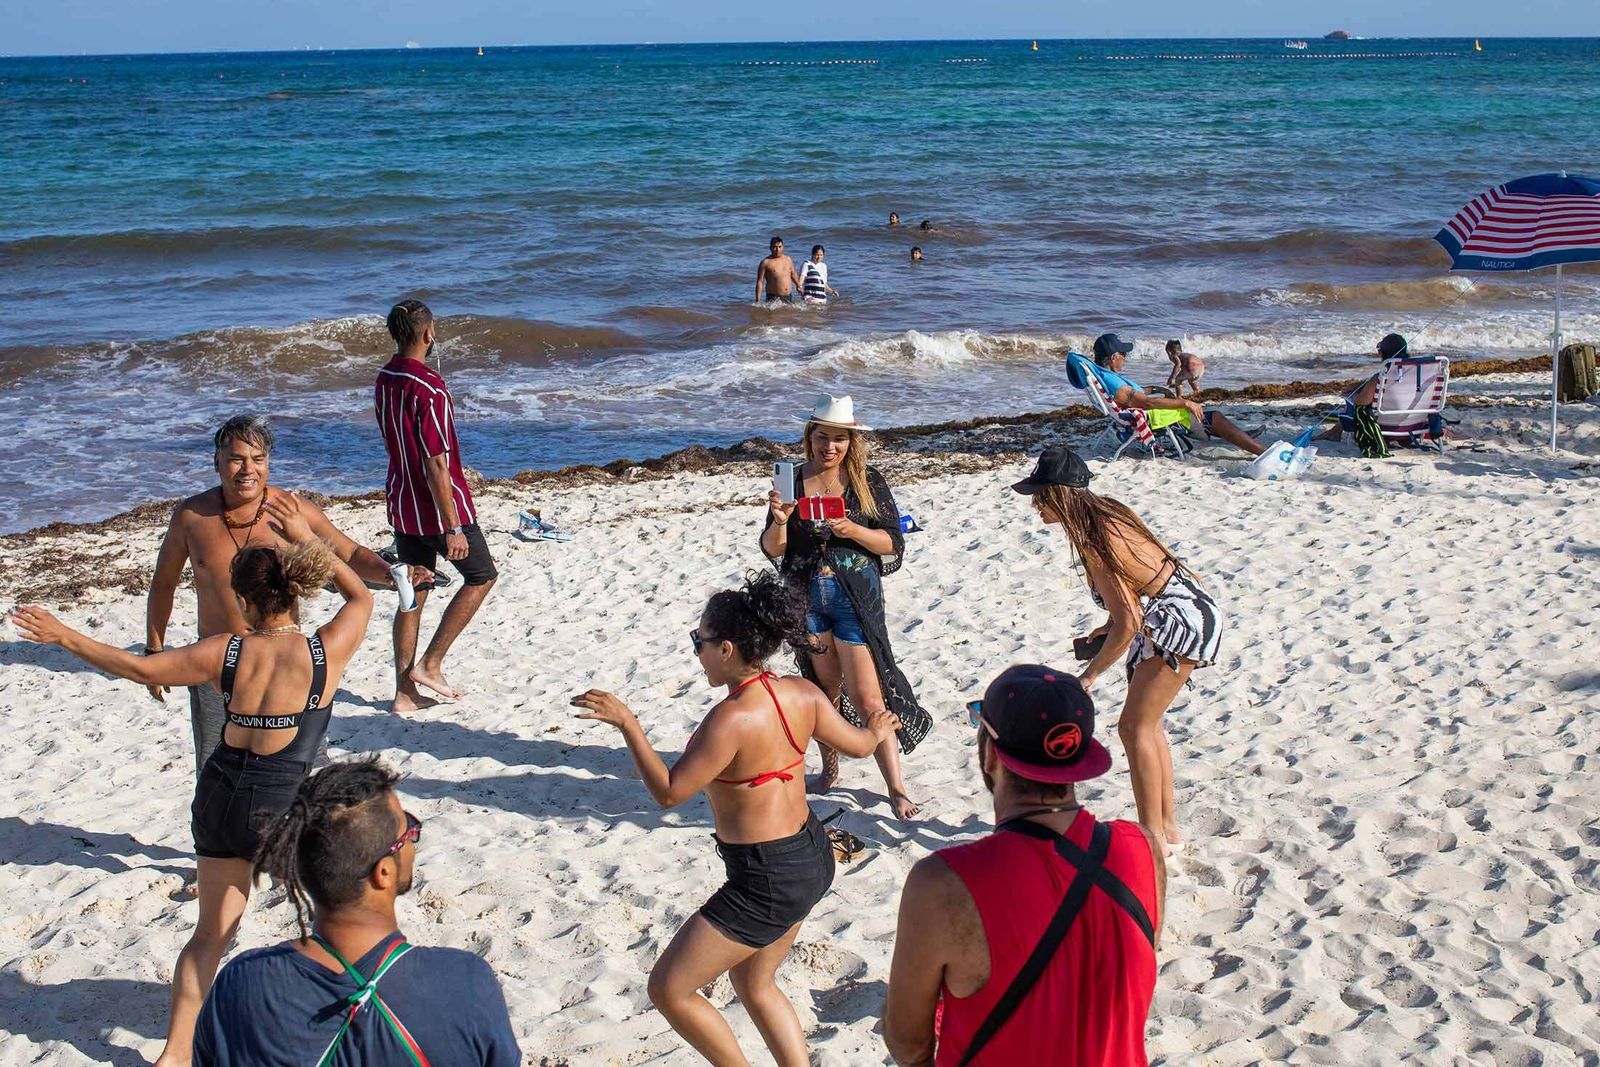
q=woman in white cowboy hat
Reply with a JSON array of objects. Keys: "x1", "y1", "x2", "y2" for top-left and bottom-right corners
[{"x1": 760, "y1": 394, "x2": 932, "y2": 820}]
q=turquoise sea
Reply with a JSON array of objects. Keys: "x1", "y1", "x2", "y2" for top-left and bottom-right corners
[{"x1": 1, "y1": 37, "x2": 1596, "y2": 530}]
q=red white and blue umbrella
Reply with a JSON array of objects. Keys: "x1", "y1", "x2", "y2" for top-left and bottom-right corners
[{"x1": 1435, "y1": 171, "x2": 1600, "y2": 449}]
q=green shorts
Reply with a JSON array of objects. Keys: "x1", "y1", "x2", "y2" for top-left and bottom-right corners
[{"x1": 1146, "y1": 408, "x2": 1194, "y2": 433}]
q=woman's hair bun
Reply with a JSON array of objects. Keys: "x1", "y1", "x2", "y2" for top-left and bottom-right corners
[
  {"x1": 230, "y1": 539, "x2": 335, "y2": 616},
  {"x1": 702, "y1": 570, "x2": 809, "y2": 664},
  {"x1": 280, "y1": 538, "x2": 336, "y2": 600}
]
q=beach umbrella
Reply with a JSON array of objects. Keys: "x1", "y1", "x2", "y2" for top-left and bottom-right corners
[{"x1": 1434, "y1": 171, "x2": 1600, "y2": 450}]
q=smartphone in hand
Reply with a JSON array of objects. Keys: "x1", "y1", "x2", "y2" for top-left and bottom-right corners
[
  {"x1": 774, "y1": 461, "x2": 796, "y2": 504},
  {"x1": 1072, "y1": 633, "x2": 1107, "y2": 661},
  {"x1": 797, "y1": 496, "x2": 846, "y2": 522}
]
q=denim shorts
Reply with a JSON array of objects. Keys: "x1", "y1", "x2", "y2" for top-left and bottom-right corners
[{"x1": 806, "y1": 573, "x2": 866, "y2": 645}]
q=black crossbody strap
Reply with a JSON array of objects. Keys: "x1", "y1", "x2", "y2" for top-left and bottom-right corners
[
  {"x1": 957, "y1": 821, "x2": 1112, "y2": 1067},
  {"x1": 1004, "y1": 819, "x2": 1157, "y2": 947}
]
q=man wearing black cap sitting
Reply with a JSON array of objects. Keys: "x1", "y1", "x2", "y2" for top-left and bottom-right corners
[
  {"x1": 884, "y1": 665, "x2": 1165, "y2": 1067},
  {"x1": 1090, "y1": 331, "x2": 1267, "y2": 456},
  {"x1": 1319, "y1": 332, "x2": 1408, "y2": 445}
]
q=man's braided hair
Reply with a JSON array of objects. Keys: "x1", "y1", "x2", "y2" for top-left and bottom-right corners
[{"x1": 252, "y1": 757, "x2": 402, "y2": 940}]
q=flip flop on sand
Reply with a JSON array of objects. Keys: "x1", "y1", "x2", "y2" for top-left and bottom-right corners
[
  {"x1": 821, "y1": 808, "x2": 866, "y2": 863},
  {"x1": 516, "y1": 508, "x2": 575, "y2": 543}
]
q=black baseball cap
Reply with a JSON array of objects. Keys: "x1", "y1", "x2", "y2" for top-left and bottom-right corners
[
  {"x1": 1092, "y1": 332, "x2": 1134, "y2": 362},
  {"x1": 976, "y1": 664, "x2": 1111, "y2": 784},
  {"x1": 1377, "y1": 333, "x2": 1408, "y2": 359},
  {"x1": 1011, "y1": 445, "x2": 1091, "y2": 494}
]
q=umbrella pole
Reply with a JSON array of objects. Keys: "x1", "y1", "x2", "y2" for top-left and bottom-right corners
[{"x1": 1550, "y1": 263, "x2": 1563, "y2": 451}]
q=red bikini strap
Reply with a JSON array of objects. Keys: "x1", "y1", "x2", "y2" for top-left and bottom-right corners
[{"x1": 759, "y1": 674, "x2": 806, "y2": 756}]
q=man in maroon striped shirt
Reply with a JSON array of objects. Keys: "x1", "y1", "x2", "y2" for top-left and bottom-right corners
[{"x1": 375, "y1": 300, "x2": 498, "y2": 714}]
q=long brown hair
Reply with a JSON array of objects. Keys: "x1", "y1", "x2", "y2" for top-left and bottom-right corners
[
  {"x1": 802, "y1": 421, "x2": 879, "y2": 519},
  {"x1": 1035, "y1": 484, "x2": 1194, "y2": 592}
]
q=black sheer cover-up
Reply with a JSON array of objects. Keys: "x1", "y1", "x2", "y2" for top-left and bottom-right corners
[{"x1": 763, "y1": 465, "x2": 932, "y2": 753}]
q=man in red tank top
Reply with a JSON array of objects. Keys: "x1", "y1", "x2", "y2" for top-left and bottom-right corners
[{"x1": 884, "y1": 664, "x2": 1167, "y2": 1066}]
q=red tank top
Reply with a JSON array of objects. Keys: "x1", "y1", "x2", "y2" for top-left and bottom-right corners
[{"x1": 934, "y1": 810, "x2": 1158, "y2": 1067}]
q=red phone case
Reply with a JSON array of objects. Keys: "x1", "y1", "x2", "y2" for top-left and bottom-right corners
[{"x1": 797, "y1": 496, "x2": 846, "y2": 521}]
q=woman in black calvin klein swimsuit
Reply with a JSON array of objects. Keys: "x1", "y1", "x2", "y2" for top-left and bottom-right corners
[{"x1": 10, "y1": 493, "x2": 372, "y2": 1067}]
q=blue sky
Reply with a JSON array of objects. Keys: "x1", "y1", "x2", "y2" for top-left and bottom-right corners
[{"x1": 5, "y1": 0, "x2": 1598, "y2": 56}]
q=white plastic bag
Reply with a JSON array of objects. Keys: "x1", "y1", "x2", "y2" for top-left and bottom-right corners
[{"x1": 1244, "y1": 440, "x2": 1317, "y2": 481}]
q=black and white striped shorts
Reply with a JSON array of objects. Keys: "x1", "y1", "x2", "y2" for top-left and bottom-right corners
[{"x1": 1128, "y1": 571, "x2": 1223, "y2": 677}]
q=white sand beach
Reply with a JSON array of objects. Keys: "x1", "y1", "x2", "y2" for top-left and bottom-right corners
[{"x1": 1, "y1": 371, "x2": 1597, "y2": 1065}]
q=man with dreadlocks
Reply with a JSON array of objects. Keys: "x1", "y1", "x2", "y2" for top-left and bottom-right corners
[{"x1": 193, "y1": 758, "x2": 521, "y2": 1065}]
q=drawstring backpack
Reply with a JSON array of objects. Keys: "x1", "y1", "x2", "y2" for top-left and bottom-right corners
[{"x1": 311, "y1": 936, "x2": 432, "y2": 1067}]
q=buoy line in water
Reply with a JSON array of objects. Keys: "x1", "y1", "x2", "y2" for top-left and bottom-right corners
[
  {"x1": 1105, "y1": 51, "x2": 1460, "y2": 61},
  {"x1": 739, "y1": 59, "x2": 879, "y2": 66}
]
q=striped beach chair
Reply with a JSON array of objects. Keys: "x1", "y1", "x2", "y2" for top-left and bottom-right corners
[
  {"x1": 1374, "y1": 355, "x2": 1450, "y2": 452},
  {"x1": 1064, "y1": 352, "x2": 1188, "y2": 461}
]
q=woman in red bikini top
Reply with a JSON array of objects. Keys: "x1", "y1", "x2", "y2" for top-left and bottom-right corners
[{"x1": 574, "y1": 570, "x2": 897, "y2": 1066}]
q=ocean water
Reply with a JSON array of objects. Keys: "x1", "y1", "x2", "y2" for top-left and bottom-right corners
[{"x1": 2, "y1": 37, "x2": 1597, "y2": 532}]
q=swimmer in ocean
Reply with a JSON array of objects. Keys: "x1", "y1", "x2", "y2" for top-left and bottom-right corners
[
  {"x1": 756, "y1": 236, "x2": 803, "y2": 304},
  {"x1": 799, "y1": 245, "x2": 839, "y2": 305},
  {"x1": 910, "y1": 246, "x2": 923, "y2": 263},
  {"x1": 888, "y1": 212, "x2": 900, "y2": 227}
]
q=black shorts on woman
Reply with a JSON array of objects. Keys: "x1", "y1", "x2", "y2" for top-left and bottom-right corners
[
  {"x1": 701, "y1": 813, "x2": 835, "y2": 948},
  {"x1": 191, "y1": 631, "x2": 332, "y2": 860}
]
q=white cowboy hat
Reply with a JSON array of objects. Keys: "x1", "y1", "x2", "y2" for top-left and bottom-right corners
[{"x1": 794, "y1": 394, "x2": 873, "y2": 431}]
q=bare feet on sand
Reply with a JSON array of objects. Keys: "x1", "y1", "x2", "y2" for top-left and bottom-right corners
[
  {"x1": 807, "y1": 747, "x2": 841, "y2": 794},
  {"x1": 406, "y1": 663, "x2": 460, "y2": 702},
  {"x1": 392, "y1": 672, "x2": 443, "y2": 714},
  {"x1": 890, "y1": 791, "x2": 921, "y2": 821}
]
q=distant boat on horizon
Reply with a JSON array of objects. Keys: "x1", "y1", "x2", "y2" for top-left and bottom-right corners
[
  {"x1": 1324, "y1": 29, "x2": 1352, "y2": 40},
  {"x1": 1475, "y1": 39, "x2": 1484, "y2": 52},
  {"x1": 404, "y1": 40, "x2": 421, "y2": 49},
  {"x1": 477, "y1": 46, "x2": 485, "y2": 56},
  {"x1": 1031, "y1": 40, "x2": 1039, "y2": 52}
]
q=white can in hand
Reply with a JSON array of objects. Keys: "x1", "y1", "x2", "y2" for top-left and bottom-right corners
[{"x1": 390, "y1": 562, "x2": 419, "y2": 613}]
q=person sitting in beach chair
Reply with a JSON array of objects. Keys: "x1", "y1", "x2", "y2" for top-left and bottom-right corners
[
  {"x1": 1319, "y1": 333, "x2": 1450, "y2": 453},
  {"x1": 1081, "y1": 334, "x2": 1267, "y2": 457},
  {"x1": 1065, "y1": 350, "x2": 1187, "y2": 461},
  {"x1": 1373, "y1": 351, "x2": 1451, "y2": 452}
]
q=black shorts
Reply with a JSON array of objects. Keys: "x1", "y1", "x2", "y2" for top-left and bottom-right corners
[
  {"x1": 394, "y1": 524, "x2": 498, "y2": 586},
  {"x1": 191, "y1": 744, "x2": 310, "y2": 860},
  {"x1": 700, "y1": 813, "x2": 834, "y2": 948}
]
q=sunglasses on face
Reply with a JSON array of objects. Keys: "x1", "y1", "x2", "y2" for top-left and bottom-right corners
[
  {"x1": 690, "y1": 628, "x2": 705, "y2": 653},
  {"x1": 372, "y1": 811, "x2": 422, "y2": 871},
  {"x1": 966, "y1": 700, "x2": 999, "y2": 738}
]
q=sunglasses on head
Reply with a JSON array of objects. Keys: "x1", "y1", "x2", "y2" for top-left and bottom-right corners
[{"x1": 372, "y1": 811, "x2": 422, "y2": 872}]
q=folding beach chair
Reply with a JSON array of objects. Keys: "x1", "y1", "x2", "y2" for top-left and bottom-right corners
[
  {"x1": 1374, "y1": 355, "x2": 1450, "y2": 452},
  {"x1": 1064, "y1": 352, "x2": 1188, "y2": 461}
]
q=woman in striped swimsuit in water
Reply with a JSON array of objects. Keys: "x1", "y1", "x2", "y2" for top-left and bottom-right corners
[
  {"x1": 1012, "y1": 445, "x2": 1222, "y2": 855},
  {"x1": 573, "y1": 571, "x2": 896, "y2": 1065}
]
